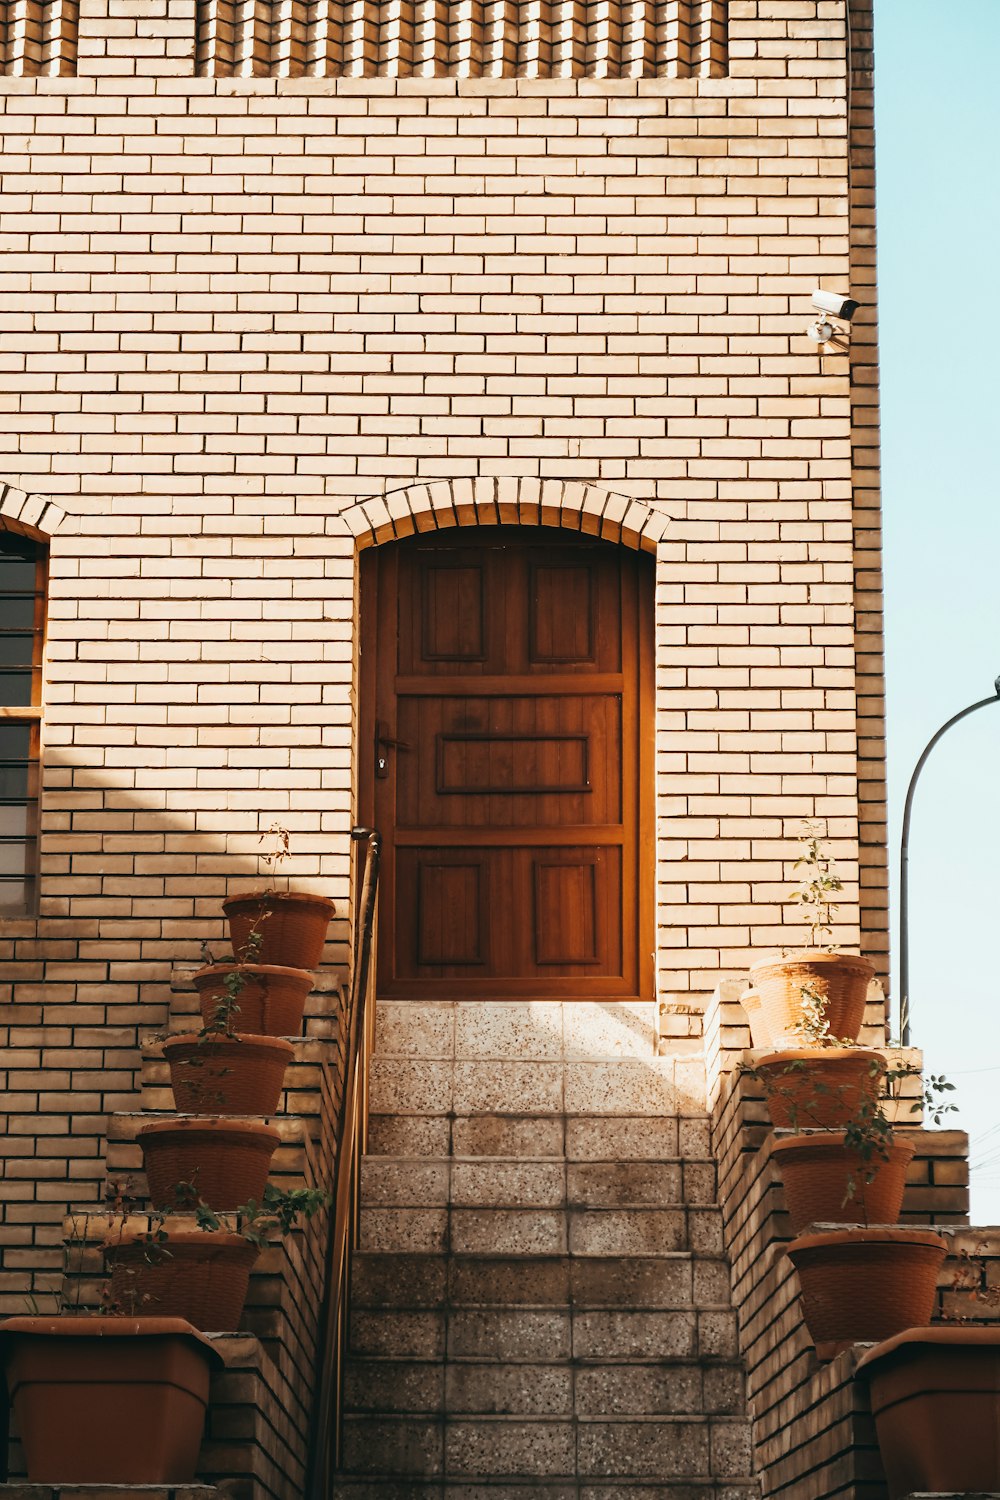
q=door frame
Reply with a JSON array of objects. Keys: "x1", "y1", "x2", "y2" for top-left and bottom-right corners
[{"x1": 357, "y1": 524, "x2": 656, "y2": 1002}]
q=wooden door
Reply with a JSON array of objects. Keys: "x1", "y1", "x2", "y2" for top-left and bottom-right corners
[{"x1": 359, "y1": 527, "x2": 653, "y2": 999}]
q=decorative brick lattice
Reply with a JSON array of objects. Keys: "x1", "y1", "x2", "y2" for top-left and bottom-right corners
[
  {"x1": 194, "y1": 0, "x2": 727, "y2": 75},
  {"x1": 0, "y1": 0, "x2": 78, "y2": 74}
]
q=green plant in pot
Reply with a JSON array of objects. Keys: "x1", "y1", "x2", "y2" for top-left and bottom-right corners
[
  {"x1": 749, "y1": 821, "x2": 875, "y2": 1047},
  {"x1": 163, "y1": 1029, "x2": 294, "y2": 1117},
  {"x1": 138, "y1": 1116, "x2": 283, "y2": 1211}
]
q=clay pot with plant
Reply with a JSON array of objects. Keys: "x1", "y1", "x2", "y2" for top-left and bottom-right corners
[
  {"x1": 775, "y1": 1062, "x2": 957, "y2": 1359},
  {"x1": 107, "y1": 1183, "x2": 330, "y2": 1332},
  {"x1": 164, "y1": 1031, "x2": 294, "y2": 1116},
  {"x1": 750, "y1": 979, "x2": 888, "y2": 1131},
  {"x1": 138, "y1": 1117, "x2": 282, "y2": 1211},
  {"x1": 221, "y1": 822, "x2": 336, "y2": 971},
  {"x1": 766, "y1": 1057, "x2": 956, "y2": 1232},
  {"x1": 859, "y1": 1243, "x2": 1000, "y2": 1495},
  {"x1": 752, "y1": 993, "x2": 905, "y2": 1230},
  {"x1": 0, "y1": 1190, "x2": 232, "y2": 1485},
  {"x1": 192, "y1": 955, "x2": 313, "y2": 1039},
  {"x1": 748, "y1": 822, "x2": 874, "y2": 1046},
  {"x1": 785, "y1": 1225, "x2": 948, "y2": 1361}
]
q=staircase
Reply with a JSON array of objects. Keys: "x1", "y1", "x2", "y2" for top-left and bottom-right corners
[{"x1": 334, "y1": 1000, "x2": 759, "y2": 1498}]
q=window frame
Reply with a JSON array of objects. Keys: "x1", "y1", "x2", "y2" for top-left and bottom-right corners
[{"x1": 0, "y1": 524, "x2": 47, "y2": 919}]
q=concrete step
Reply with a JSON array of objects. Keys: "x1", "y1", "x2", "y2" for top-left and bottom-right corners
[
  {"x1": 333, "y1": 1483, "x2": 760, "y2": 1500},
  {"x1": 368, "y1": 1112, "x2": 715, "y2": 1162},
  {"x1": 374, "y1": 999, "x2": 668, "y2": 1063},
  {"x1": 338, "y1": 1412, "x2": 754, "y2": 1480},
  {"x1": 342, "y1": 1356, "x2": 748, "y2": 1416},
  {"x1": 350, "y1": 1252, "x2": 735, "y2": 1310},
  {"x1": 347, "y1": 1304, "x2": 741, "y2": 1363},
  {"x1": 359, "y1": 1201, "x2": 725, "y2": 1257},
  {"x1": 369, "y1": 1056, "x2": 707, "y2": 1120},
  {"x1": 360, "y1": 1156, "x2": 718, "y2": 1209}
]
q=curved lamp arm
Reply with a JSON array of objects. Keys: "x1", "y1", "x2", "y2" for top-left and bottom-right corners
[{"x1": 898, "y1": 675, "x2": 1000, "y2": 1044}]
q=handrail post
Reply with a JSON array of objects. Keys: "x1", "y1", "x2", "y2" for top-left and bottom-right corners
[{"x1": 898, "y1": 680, "x2": 1000, "y2": 1045}]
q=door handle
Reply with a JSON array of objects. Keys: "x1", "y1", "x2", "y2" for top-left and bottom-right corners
[{"x1": 375, "y1": 718, "x2": 410, "y2": 779}]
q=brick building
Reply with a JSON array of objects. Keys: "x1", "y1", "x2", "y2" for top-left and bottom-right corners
[{"x1": 1, "y1": 4, "x2": 946, "y2": 1497}]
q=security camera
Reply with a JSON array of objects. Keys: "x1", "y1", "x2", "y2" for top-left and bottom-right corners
[{"x1": 811, "y1": 289, "x2": 860, "y2": 322}]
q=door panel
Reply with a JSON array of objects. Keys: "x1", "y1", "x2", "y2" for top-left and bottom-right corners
[
  {"x1": 394, "y1": 844, "x2": 623, "y2": 982},
  {"x1": 396, "y1": 695, "x2": 622, "y2": 827},
  {"x1": 361, "y1": 527, "x2": 653, "y2": 1000}
]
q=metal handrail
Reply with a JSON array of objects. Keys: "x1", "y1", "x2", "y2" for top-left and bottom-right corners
[{"x1": 306, "y1": 825, "x2": 381, "y2": 1500}]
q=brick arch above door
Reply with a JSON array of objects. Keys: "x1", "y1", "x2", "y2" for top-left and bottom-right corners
[
  {"x1": 0, "y1": 480, "x2": 76, "y2": 543},
  {"x1": 336, "y1": 477, "x2": 671, "y2": 555}
]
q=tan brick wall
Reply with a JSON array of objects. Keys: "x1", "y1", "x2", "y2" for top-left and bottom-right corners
[{"x1": 0, "y1": 0, "x2": 885, "y2": 1309}]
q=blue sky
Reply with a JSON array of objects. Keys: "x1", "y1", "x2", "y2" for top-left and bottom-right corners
[{"x1": 875, "y1": 0, "x2": 1000, "y2": 1219}]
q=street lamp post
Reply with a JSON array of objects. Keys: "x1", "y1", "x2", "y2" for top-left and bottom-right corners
[{"x1": 898, "y1": 675, "x2": 1000, "y2": 1045}]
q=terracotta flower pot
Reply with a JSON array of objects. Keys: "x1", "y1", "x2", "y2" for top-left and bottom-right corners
[
  {"x1": 0, "y1": 1314, "x2": 223, "y2": 1482},
  {"x1": 772, "y1": 1132, "x2": 914, "y2": 1232},
  {"x1": 164, "y1": 1032, "x2": 293, "y2": 1116},
  {"x1": 193, "y1": 962, "x2": 313, "y2": 1037},
  {"x1": 858, "y1": 1326, "x2": 1000, "y2": 1498},
  {"x1": 110, "y1": 1230, "x2": 260, "y2": 1331},
  {"x1": 785, "y1": 1226, "x2": 947, "y2": 1359},
  {"x1": 739, "y1": 988, "x2": 770, "y2": 1048},
  {"x1": 139, "y1": 1117, "x2": 281, "y2": 1211},
  {"x1": 749, "y1": 950, "x2": 875, "y2": 1047},
  {"x1": 223, "y1": 889, "x2": 335, "y2": 969},
  {"x1": 755, "y1": 1048, "x2": 886, "y2": 1131}
]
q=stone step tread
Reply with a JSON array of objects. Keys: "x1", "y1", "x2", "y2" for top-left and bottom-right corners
[
  {"x1": 349, "y1": 1251, "x2": 736, "y2": 1311},
  {"x1": 338, "y1": 1408, "x2": 754, "y2": 1479},
  {"x1": 347, "y1": 1306, "x2": 740, "y2": 1363},
  {"x1": 368, "y1": 1056, "x2": 706, "y2": 1120},
  {"x1": 360, "y1": 1183, "x2": 720, "y2": 1211},
  {"x1": 363, "y1": 1154, "x2": 720, "y2": 1164},
  {"x1": 333, "y1": 1483, "x2": 760, "y2": 1498},
  {"x1": 367, "y1": 1115, "x2": 715, "y2": 1163},
  {"x1": 341, "y1": 1355, "x2": 749, "y2": 1417},
  {"x1": 361, "y1": 1157, "x2": 719, "y2": 1189},
  {"x1": 358, "y1": 1204, "x2": 725, "y2": 1259}
]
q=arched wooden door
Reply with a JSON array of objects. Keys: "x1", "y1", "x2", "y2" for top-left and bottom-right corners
[{"x1": 359, "y1": 527, "x2": 654, "y2": 1000}]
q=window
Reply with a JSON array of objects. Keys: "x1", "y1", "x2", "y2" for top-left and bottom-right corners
[{"x1": 0, "y1": 529, "x2": 46, "y2": 917}]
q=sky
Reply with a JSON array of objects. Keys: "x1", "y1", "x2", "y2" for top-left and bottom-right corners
[{"x1": 874, "y1": 0, "x2": 1000, "y2": 1221}]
